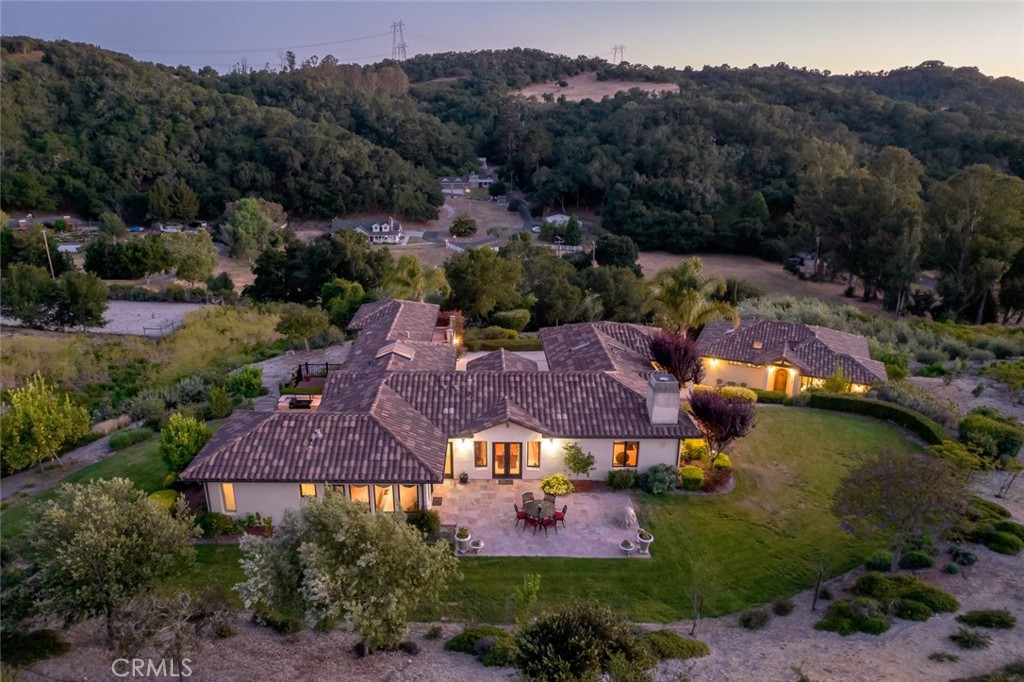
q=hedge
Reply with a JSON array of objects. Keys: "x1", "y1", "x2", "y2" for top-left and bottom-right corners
[
  {"x1": 750, "y1": 388, "x2": 787, "y2": 404},
  {"x1": 279, "y1": 386, "x2": 324, "y2": 395},
  {"x1": 803, "y1": 393, "x2": 947, "y2": 445},
  {"x1": 108, "y1": 427, "x2": 154, "y2": 450},
  {"x1": 680, "y1": 466, "x2": 704, "y2": 491},
  {"x1": 464, "y1": 337, "x2": 544, "y2": 352}
]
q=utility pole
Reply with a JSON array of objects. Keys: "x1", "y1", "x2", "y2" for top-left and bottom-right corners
[
  {"x1": 612, "y1": 45, "x2": 625, "y2": 63},
  {"x1": 391, "y1": 21, "x2": 407, "y2": 61}
]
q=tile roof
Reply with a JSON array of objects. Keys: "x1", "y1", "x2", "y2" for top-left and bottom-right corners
[
  {"x1": 465, "y1": 349, "x2": 539, "y2": 372},
  {"x1": 697, "y1": 320, "x2": 887, "y2": 385},
  {"x1": 540, "y1": 322, "x2": 657, "y2": 374},
  {"x1": 346, "y1": 300, "x2": 452, "y2": 370}
]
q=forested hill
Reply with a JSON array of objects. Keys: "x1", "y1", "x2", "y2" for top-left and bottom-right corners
[{"x1": 2, "y1": 37, "x2": 1023, "y2": 250}]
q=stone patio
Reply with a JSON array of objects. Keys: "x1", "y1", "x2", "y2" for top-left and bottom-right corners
[{"x1": 433, "y1": 479, "x2": 650, "y2": 558}]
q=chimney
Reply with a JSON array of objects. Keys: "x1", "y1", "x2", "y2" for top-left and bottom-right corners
[{"x1": 646, "y1": 372, "x2": 679, "y2": 425}]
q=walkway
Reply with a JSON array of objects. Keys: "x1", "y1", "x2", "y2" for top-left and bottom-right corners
[{"x1": 433, "y1": 479, "x2": 646, "y2": 558}]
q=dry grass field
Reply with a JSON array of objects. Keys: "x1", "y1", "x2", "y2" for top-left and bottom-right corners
[{"x1": 515, "y1": 72, "x2": 679, "y2": 102}]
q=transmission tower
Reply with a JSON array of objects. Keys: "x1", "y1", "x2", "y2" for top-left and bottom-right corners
[
  {"x1": 391, "y1": 21, "x2": 408, "y2": 61},
  {"x1": 612, "y1": 45, "x2": 625, "y2": 63}
]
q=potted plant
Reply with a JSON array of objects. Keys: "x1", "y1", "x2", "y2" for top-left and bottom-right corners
[
  {"x1": 458, "y1": 472, "x2": 469, "y2": 485},
  {"x1": 636, "y1": 528, "x2": 654, "y2": 555},
  {"x1": 455, "y1": 526, "x2": 472, "y2": 555},
  {"x1": 619, "y1": 539, "x2": 636, "y2": 556}
]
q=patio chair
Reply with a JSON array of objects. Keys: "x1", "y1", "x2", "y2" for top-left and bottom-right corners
[
  {"x1": 523, "y1": 515, "x2": 540, "y2": 534},
  {"x1": 539, "y1": 516, "x2": 557, "y2": 536},
  {"x1": 543, "y1": 493, "x2": 556, "y2": 504},
  {"x1": 554, "y1": 505, "x2": 567, "y2": 528},
  {"x1": 522, "y1": 492, "x2": 535, "y2": 504},
  {"x1": 514, "y1": 502, "x2": 528, "y2": 528}
]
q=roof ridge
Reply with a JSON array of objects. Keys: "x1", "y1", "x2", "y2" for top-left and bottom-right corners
[{"x1": 372, "y1": 384, "x2": 446, "y2": 480}]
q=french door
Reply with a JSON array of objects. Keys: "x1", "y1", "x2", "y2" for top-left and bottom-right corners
[{"x1": 492, "y1": 442, "x2": 522, "y2": 478}]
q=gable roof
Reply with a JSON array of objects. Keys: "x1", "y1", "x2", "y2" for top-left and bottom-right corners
[
  {"x1": 697, "y1": 320, "x2": 887, "y2": 385},
  {"x1": 465, "y1": 349, "x2": 538, "y2": 372},
  {"x1": 541, "y1": 322, "x2": 656, "y2": 376},
  {"x1": 346, "y1": 300, "x2": 452, "y2": 370}
]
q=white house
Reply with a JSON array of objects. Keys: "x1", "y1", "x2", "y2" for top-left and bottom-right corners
[
  {"x1": 181, "y1": 303, "x2": 700, "y2": 518},
  {"x1": 330, "y1": 217, "x2": 404, "y2": 245}
]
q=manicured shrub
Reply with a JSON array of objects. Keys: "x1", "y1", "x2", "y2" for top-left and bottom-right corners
[
  {"x1": 950, "y1": 627, "x2": 991, "y2": 650},
  {"x1": 0, "y1": 629, "x2": 71, "y2": 666},
  {"x1": 966, "y1": 496, "x2": 1011, "y2": 521},
  {"x1": 490, "y1": 309, "x2": 531, "y2": 332},
  {"x1": 108, "y1": 427, "x2": 154, "y2": 450},
  {"x1": 607, "y1": 469, "x2": 636, "y2": 490},
  {"x1": 445, "y1": 626, "x2": 508, "y2": 654},
  {"x1": 711, "y1": 453, "x2": 733, "y2": 470},
  {"x1": 479, "y1": 326, "x2": 518, "y2": 340},
  {"x1": 641, "y1": 630, "x2": 710, "y2": 660},
  {"x1": 539, "y1": 473, "x2": 574, "y2": 496},
  {"x1": 637, "y1": 463, "x2": 679, "y2": 495},
  {"x1": 405, "y1": 509, "x2": 441, "y2": 537},
  {"x1": 738, "y1": 608, "x2": 771, "y2": 630},
  {"x1": 898, "y1": 551, "x2": 934, "y2": 570},
  {"x1": 864, "y1": 551, "x2": 893, "y2": 572},
  {"x1": 993, "y1": 520, "x2": 1024, "y2": 542},
  {"x1": 772, "y1": 597, "x2": 795, "y2": 616},
  {"x1": 514, "y1": 602, "x2": 655, "y2": 682},
  {"x1": 971, "y1": 528, "x2": 1023, "y2": 555},
  {"x1": 750, "y1": 388, "x2": 787, "y2": 404},
  {"x1": 465, "y1": 337, "x2": 544, "y2": 352},
  {"x1": 197, "y1": 511, "x2": 235, "y2": 538},
  {"x1": 903, "y1": 585, "x2": 959, "y2": 614},
  {"x1": 802, "y1": 393, "x2": 947, "y2": 445},
  {"x1": 720, "y1": 386, "x2": 758, "y2": 403},
  {"x1": 892, "y1": 599, "x2": 934, "y2": 622},
  {"x1": 956, "y1": 610, "x2": 1017, "y2": 630},
  {"x1": 852, "y1": 573, "x2": 958, "y2": 615},
  {"x1": 680, "y1": 465, "x2": 704, "y2": 491},
  {"x1": 681, "y1": 440, "x2": 708, "y2": 462},
  {"x1": 814, "y1": 598, "x2": 890, "y2": 636},
  {"x1": 147, "y1": 489, "x2": 178, "y2": 509}
]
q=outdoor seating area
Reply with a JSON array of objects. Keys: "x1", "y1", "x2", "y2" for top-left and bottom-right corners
[{"x1": 433, "y1": 479, "x2": 646, "y2": 558}]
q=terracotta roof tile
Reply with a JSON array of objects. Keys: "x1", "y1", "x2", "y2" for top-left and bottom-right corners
[{"x1": 465, "y1": 349, "x2": 539, "y2": 372}]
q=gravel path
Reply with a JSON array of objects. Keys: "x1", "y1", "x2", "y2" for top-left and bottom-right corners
[{"x1": 1, "y1": 435, "x2": 113, "y2": 502}]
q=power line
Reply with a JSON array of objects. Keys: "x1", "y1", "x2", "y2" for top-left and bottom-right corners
[
  {"x1": 403, "y1": 29, "x2": 475, "y2": 52},
  {"x1": 111, "y1": 32, "x2": 391, "y2": 56},
  {"x1": 391, "y1": 20, "x2": 407, "y2": 61}
]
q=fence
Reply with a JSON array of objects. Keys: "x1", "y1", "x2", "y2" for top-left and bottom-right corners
[
  {"x1": 142, "y1": 320, "x2": 179, "y2": 338},
  {"x1": 297, "y1": 362, "x2": 346, "y2": 378}
]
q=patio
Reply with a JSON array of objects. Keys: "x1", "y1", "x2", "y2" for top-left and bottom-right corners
[{"x1": 432, "y1": 479, "x2": 649, "y2": 558}]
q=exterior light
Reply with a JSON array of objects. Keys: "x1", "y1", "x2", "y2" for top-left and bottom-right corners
[{"x1": 709, "y1": 358, "x2": 718, "y2": 366}]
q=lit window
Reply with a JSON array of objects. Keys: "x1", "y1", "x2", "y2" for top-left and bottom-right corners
[
  {"x1": 375, "y1": 485, "x2": 395, "y2": 513},
  {"x1": 300, "y1": 483, "x2": 317, "y2": 498},
  {"x1": 527, "y1": 442, "x2": 541, "y2": 468},
  {"x1": 474, "y1": 441, "x2": 488, "y2": 467},
  {"x1": 399, "y1": 485, "x2": 419, "y2": 511},
  {"x1": 349, "y1": 485, "x2": 370, "y2": 508},
  {"x1": 221, "y1": 483, "x2": 236, "y2": 513},
  {"x1": 612, "y1": 441, "x2": 639, "y2": 468}
]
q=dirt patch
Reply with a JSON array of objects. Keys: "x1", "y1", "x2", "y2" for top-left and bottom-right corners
[
  {"x1": 2, "y1": 301, "x2": 205, "y2": 337},
  {"x1": 638, "y1": 252, "x2": 890, "y2": 318},
  {"x1": 908, "y1": 373, "x2": 1024, "y2": 422},
  {"x1": 386, "y1": 243, "x2": 451, "y2": 269},
  {"x1": 515, "y1": 72, "x2": 679, "y2": 102}
]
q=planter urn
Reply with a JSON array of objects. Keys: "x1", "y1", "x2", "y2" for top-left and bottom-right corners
[{"x1": 636, "y1": 530, "x2": 654, "y2": 555}]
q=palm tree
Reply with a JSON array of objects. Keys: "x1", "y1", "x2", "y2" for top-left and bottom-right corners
[
  {"x1": 381, "y1": 255, "x2": 452, "y2": 303},
  {"x1": 643, "y1": 258, "x2": 739, "y2": 335}
]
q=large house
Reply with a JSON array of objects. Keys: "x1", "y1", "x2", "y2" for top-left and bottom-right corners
[
  {"x1": 330, "y1": 217, "x2": 404, "y2": 245},
  {"x1": 696, "y1": 319, "x2": 887, "y2": 395},
  {"x1": 438, "y1": 173, "x2": 495, "y2": 196},
  {"x1": 181, "y1": 303, "x2": 699, "y2": 518}
]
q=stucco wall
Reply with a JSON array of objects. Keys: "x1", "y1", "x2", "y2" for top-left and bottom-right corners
[
  {"x1": 701, "y1": 359, "x2": 801, "y2": 396},
  {"x1": 207, "y1": 481, "x2": 432, "y2": 518}
]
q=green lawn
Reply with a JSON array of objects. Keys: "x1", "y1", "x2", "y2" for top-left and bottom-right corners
[
  {"x1": 1, "y1": 435, "x2": 172, "y2": 542},
  {"x1": 438, "y1": 408, "x2": 922, "y2": 622}
]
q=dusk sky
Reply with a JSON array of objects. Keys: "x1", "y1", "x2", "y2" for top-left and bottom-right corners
[{"x1": 2, "y1": 1, "x2": 1022, "y2": 79}]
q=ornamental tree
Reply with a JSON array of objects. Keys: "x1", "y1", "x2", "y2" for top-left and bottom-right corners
[
  {"x1": 236, "y1": 495, "x2": 460, "y2": 654},
  {"x1": 449, "y1": 214, "x2": 477, "y2": 238},
  {"x1": 833, "y1": 449, "x2": 968, "y2": 571},
  {"x1": 26, "y1": 478, "x2": 197, "y2": 641},
  {"x1": 0, "y1": 372, "x2": 90, "y2": 473},
  {"x1": 688, "y1": 389, "x2": 756, "y2": 465},
  {"x1": 649, "y1": 331, "x2": 705, "y2": 385},
  {"x1": 275, "y1": 303, "x2": 330, "y2": 352},
  {"x1": 563, "y1": 443, "x2": 596, "y2": 480},
  {"x1": 159, "y1": 413, "x2": 212, "y2": 473}
]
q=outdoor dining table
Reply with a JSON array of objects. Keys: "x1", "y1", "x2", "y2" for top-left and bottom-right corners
[{"x1": 523, "y1": 498, "x2": 555, "y2": 520}]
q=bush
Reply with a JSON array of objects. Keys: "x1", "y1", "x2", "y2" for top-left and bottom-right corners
[
  {"x1": 147, "y1": 489, "x2": 178, "y2": 509},
  {"x1": 159, "y1": 413, "x2": 212, "y2": 473},
  {"x1": 956, "y1": 610, "x2": 1017, "y2": 630},
  {"x1": 853, "y1": 572, "x2": 958, "y2": 615},
  {"x1": 772, "y1": 598, "x2": 795, "y2": 616},
  {"x1": 814, "y1": 598, "x2": 891, "y2": 636},
  {"x1": 902, "y1": 585, "x2": 959, "y2": 614},
  {"x1": 994, "y1": 520, "x2": 1024, "y2": 542},
  {"x1": 480, "y1": 634, "x2": 516, "y2": 667},
  {"x1": 864, "y1": 551, "x2": 893, "y2": 572},
  {"x1": 125, "y1": 392, "x2": 167, "y2": 430},
  {"x1": 445, "y1": 626, "x2": 508, "y2": 654},
  {"x1": 877, "y1": 352, "x2": 909, "y2": 381},
  {"x1": 738, "y1": 608, "x2": 771, "y2": 630},
  {"x1": 679, "y1": 465, "x2": 704, "y2": 491},
  {"x1": 405, "y1": 509, "x2": 441, "y2": 537},
  {"x1": 750, "y1": 388, "x2": 787, "y2": 404},
  {"x1": 228, "y1": 365, "x2": 264, "y2": 399},
  {"x1": 958, "y1": 411, "x2": 1024, "y2": 461},
  {"x1": 253, "y1": 607, "x2": 302, "y2": 634},
  {"x1": 0, "y1": 629, "x2": 71, "y2": 666},
  {"x1": 711, "y1": 453, "x2": 733, "y2": 470},
  {"x1": 479, "y1": 326, "x2": 518, "y2": 340},
  {"x1": 637, "y1": 463, "x2": 679, "y2": 495},
  {"x1": 944, "y1": 562, "x2": 960, "y2": 575},
  {"x1": 950, "y1": 627, "x2": 991, "y2": 650},
  {"x1": 971, "y1": 528, "x2": 1023, "y2": 555},
  {"x1": 898, "y1": 551, "x2": 934, "y2": 570},
  {"x1": 949, "y1": 544, "x2": 978, "y2": 566},
  {"x1": 540, "y1": 473, "x2": 574, "y2": 496},
  {"x1": 641, "y1": 630, "x2": 710, "y2": 660},
  {"x1": 720, "y1": 386, "x2": 757, "y2": 403},
  {"x1": 208, "y1": 386, "x2": 234, "y2": 419},
  {"x1": 163, "y1": 473, "x2": 178, "y2": 488},
  {"x1": 803, "y1": 393, "x2": 947, "y2": 445},
  {"x1": 915, "y1": 348, "x2": 947, "y2": 365},
  {"x1": 490, "y1": 309, "x2": 531, "y2": 332},
  {"x1": 108, "y1": 427, "x2": 154, "y2": 450},
  {"x1": 607, "y1": 469, "x2": 636, "y2": 490},
  {"x1": 892, "y1": 599, "x2": 934, "y2": 622},
  {"x1": 868, "y1": 382, "x2": 961, "y2": 429},
  {"x1": 514, "y1": 602, "x2": 655, "y2": 682},
  {"x1": 197, "y1": 512, "x2": 235, "y2": 538},
  {"x1": 967, "y1": 496, "x2": 1012, "y2": 521},
  {"x1": 424, "y1": 625, "x2": 443, "y2": 640}
]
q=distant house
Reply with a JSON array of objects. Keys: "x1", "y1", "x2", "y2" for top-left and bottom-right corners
[
  {"x1": 330, "y1": 216, "x2": 404, "y2": 245},
  {"x1": 544, "y1": 214, "x2": 573, "y2": 226},
  {"x1": 696, "y1": 320, "x2": 887, "y2": 396},
  {"x1": 438, "y1": 172, "x2": 496, "y2": 196}
]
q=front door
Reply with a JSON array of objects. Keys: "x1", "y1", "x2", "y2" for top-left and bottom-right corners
[
  {"x1": 492, "y1": 442, "x2": 522, "y2": 478},
  {"x1": 772, "y1": 368, "x2": 789, "y2": 392}
]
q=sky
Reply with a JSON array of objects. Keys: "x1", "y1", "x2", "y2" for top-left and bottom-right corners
[{"x1": 2, "y1": 1, "x2": 1022, "y2": 79}]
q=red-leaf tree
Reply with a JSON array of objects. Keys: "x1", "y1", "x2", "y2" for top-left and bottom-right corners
[
  {"x1": 688, "y1": 389, "x2": 756, "y2": 465},
  {"x1": 649, "y1": 332, "x2": 705, "y2": 385}
]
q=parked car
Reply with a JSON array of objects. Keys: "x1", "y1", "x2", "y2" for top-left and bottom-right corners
[
  {"x1": 159, "y1": 224, "x2": 183, "y2": 233},
  {"x1": 129, "y1": 226, "x2": 144, "y2": 232}
]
